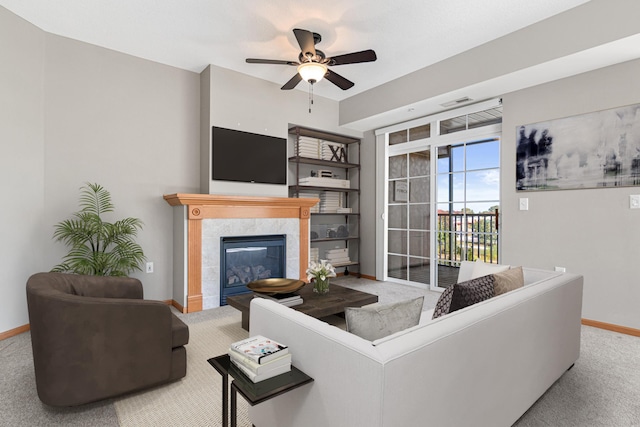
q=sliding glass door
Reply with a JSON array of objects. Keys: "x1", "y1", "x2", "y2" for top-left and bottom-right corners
[{"x1": 378, "y1": 100, "x2": 502, "y2": 291}]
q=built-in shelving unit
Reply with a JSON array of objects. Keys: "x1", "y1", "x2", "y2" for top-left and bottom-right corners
[{"x1": 289, "y1": 126, "x2": 360, "y2": 276}]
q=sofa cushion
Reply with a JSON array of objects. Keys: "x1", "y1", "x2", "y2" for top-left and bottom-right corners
[
  {"x1": 171, "y1": 314, "x2": 189, "y2": 348},
  {"x1": 493, "y1": 266, "x2": 525, "y2": 295},
  {"x1": 431, "y1": 285, "x2": 455, "y2": 319},
  {"x1": 345, "y1": 297, "x2": 424, "y2": 341},
  {"x1": 449, "y1": 275, "x2": 495, "y2": 313}
]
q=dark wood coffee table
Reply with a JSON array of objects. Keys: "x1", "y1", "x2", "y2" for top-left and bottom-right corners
[{"x1": 226, "y1": 283, "x2": 378, "y2": 331}]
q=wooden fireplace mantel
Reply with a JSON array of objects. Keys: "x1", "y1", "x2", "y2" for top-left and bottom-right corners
[{"x1": 163, "y1": 194, "x2": 319, "y2": 313}]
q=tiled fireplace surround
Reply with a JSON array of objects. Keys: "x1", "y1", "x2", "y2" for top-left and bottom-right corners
[{"x1": 164, "y1": 194, "x2": 318, "y2": 313}]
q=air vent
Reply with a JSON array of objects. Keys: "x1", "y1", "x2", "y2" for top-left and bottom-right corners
[{"x1": 440, "y1": 97, "x2": 473, "y2": 108}]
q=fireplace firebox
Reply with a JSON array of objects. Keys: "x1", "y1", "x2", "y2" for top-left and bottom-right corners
[{"x1": 220, "y1": 234, "x2": 286, "y2": 305}]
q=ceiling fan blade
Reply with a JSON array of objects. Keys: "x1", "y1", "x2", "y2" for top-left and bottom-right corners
[
  {"x1": 281, "y1": 73, "x2": 303, "y2": 90},
  {"x1": 246, "y1": 58, "x2": 298, "y2": 66},
  {"x1": 325, "y1": 70, "x2": 354, "y2": 90},
  {"x1": 328, "y1": 49, "x2": 377, "y2": 66},
  {"x1": 293, "y1": 28, "x2": 316, "y2": 60}
]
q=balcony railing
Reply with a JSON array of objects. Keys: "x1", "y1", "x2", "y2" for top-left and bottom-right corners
[{"x1": 436, "y1": 211, "x2": 499, "y2": 266}]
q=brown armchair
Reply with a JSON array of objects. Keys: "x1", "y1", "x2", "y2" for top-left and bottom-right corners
[{"x1": 26, "y1": 272, "x2": 188, "y2": 407}]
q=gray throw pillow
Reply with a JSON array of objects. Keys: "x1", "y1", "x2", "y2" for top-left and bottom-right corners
[
  {"x1": 432, "y1": 285, "x2": 455, "y2": 319},
  {"x1": 345, "y1": 296, "x2": 424, "y2": 341},
  {"x1": 493, "y1": 266, "x2": 524, "y2": 295},
  {"x1": 448, "y1": 275, "x2": 495, "y2": 313}
]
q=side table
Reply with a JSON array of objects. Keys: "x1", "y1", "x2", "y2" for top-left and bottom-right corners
[{"x1": 208, "y1": 354, "x2": 313, "y2": 427}]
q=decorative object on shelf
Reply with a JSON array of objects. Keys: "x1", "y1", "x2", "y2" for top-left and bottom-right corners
[
  {"x1": 51, "y1": 182, "x2": 146, "y2": 276},
  {"x1": 247, "y1": 278, "x2": 305, "y2": 294},
  {"x1": 306, "y1": 260, "x2": 336, "y2": 295}
]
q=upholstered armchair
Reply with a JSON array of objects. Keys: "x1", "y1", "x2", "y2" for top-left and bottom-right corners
[{"x1": 26, "y1": 272, "x2": 189, "y2": 407}]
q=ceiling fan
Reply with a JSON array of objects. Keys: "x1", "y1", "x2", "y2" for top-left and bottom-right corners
[{"x1": 246, "y1": 28, "x2": 377, "y2": 91}]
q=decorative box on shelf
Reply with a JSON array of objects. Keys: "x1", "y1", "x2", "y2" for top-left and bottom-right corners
[
  {"x1": 298, "y1": 176, "x2": 351, "y2": 189},
  {"x1": 310, "y1": 223, "x2": 356, "y2": 240}
]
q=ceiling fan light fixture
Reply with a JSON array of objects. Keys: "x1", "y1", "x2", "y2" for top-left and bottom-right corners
[{"x1": 297, "y1": 62, "x2": 327, "y2": 84}]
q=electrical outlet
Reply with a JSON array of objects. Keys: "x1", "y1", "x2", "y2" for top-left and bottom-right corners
[
  {"x1": 146, "y1": 262, "x2": 154, "y2": 273},
  {"x1": 554, "y1": 266, "x2": 566, "y2": 273},
  {"x1": 630, "y1": 195, "x2": 640, "y2": 209}
]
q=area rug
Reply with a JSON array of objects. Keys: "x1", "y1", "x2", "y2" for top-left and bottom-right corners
[{"x1": 114, "y1": 312, "x2": 252, "y2": 427}]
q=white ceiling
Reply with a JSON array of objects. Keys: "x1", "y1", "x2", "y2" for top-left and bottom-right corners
[{"x1": 0, "y1": 0, "x2": 592, "y2": 102}]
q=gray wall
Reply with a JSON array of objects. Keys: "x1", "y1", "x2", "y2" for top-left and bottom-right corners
[
  {"x1": 0, "y1": 7, "x2": 200, "y2": 334},
  {"x1": 340, "y1": 0, "x2": 640, "y2": 128},
  {"x1": 501, "y1": 58, "x2": 640, "y2": 329},
  {"x1": 0, "y1": 8, "x2": 45, "y2": 334},
  {"x1": 201, "y1": 64, "x2": 361, "y2": 197},
  {"x1": 359, "y1": 130, "x2": 377, "y2": 277}
]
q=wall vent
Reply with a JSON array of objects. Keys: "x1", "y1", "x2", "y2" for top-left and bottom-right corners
[{"x1": 440, "y1": 97, "x2": 472, "y2": 108}]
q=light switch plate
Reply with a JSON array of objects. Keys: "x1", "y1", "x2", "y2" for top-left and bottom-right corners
[
  {"x1": 630, "y1": 195, "x2": 640, "y2": 209},
  {"x1": 519, "y1": 198, "x2": 529, "y2": 211}
]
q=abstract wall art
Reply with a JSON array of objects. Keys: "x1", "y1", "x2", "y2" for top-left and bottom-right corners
[{"x1": 516, "y1": 103, "x2": 640, "y2": 191}]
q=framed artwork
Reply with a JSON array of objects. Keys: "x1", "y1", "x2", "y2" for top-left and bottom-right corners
[{"x1": 516, "y1": 103, "x2": 640, "y2": 191}]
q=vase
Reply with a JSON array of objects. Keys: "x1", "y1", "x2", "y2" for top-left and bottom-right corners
[{"x1": 313, "y1": 277, "x2": 330, "y2": 295}]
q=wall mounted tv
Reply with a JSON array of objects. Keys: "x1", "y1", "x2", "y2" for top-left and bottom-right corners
[{"x1": 212, "y1": 126, "x2": 287, "y2": 185}]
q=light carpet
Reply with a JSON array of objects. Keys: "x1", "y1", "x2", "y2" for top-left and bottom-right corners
[{"x1": 114, "y1": 312, "x2": 251, "y2": 427}]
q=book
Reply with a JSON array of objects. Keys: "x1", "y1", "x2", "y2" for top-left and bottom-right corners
[
  {"x1": 279, "y1": 298, "x2": 303, "y2": 307},
  {"x1": 228, "y1": 362, "x2": 292, "y2": 391},
  {"x1": 229, "y1": 351, "x2": 292, "y2": 375},
  {"x1": 230, "y1": 358, "x2": 291, "y2": 383},
  {"x1": 256, "y1": 293, "x2": 303, "y2": 307},
  {"x1": 229, "y1": 335, "x2": 289, "y2": 364},
  {"x1": 259, "y1": 292, "x2": 301, "y2": 303}
]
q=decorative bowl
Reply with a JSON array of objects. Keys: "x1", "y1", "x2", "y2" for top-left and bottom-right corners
[{"x1": 247, "y1": 278, "x2": 305, "y2": 294}]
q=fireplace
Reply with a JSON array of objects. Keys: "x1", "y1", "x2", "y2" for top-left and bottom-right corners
[
  {"x1": 220, "y1": 234, "x2": 286, "y2": 305},
  {"x1": 163, "y1": 194, "x2": 318, "y2": 313}
]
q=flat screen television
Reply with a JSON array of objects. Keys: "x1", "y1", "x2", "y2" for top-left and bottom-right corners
[{"x1": 212, "y1": 126, "x2": 287, "y2": 185}]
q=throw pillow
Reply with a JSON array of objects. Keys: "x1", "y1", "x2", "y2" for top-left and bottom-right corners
[
  {"x1": 345, "y1": 296, "x2": 424, "y2": 341},
  {"x1": 470, "y1": 261, "x2": 510, "y2": 279},
  {"x1": 431, "y1": 285, "x2": 455, "y2": 319},
  {"x1": 493, "y1": 266, "x2": 524, "y2": 295},
  {"x1": 448, "y1": 275, "x2": 495, "y2": 313}
]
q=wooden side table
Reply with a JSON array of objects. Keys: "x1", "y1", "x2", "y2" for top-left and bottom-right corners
[{"x1": 208, "y1": 354, "x2": 313, "y2": 427}]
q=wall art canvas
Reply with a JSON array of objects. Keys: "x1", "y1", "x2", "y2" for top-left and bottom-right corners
[{"x1": 516, "y1": 103, "x2": 640, "y2": 191}]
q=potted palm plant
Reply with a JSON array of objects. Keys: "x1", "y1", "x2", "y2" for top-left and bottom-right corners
[{"x1": 51, "y1": 182, "x2": 146, "y2": 276}]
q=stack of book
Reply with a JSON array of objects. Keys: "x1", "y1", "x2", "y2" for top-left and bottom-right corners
[
  {"x1": 319, "y1": 192, "x2": 342, "y2": 213},
  {"x1": 297, "y1": 137, "x2": 321, "y2": 159},
  {"x1": 258, "y1": 292, "x2": 303, "y2": 307},
  {"x1": 310, "y1": 247, "x2": 320, "y2": 262},
  {"x1": 228, "y1": 335, "x2": 292, "y2": 383},
  {"x1": 325, "y1": 248, "x2": 351, "y2": 266}
]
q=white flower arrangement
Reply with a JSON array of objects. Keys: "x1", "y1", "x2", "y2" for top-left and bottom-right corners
[{"x1": 306, "y1": 259, "x2": 337, "y2": 283}]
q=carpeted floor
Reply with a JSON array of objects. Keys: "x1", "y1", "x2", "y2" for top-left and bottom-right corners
[
  {"x1": 115, "y1": 310, "x2": 252, "y2": 427},
  {"x1": 1, "y1": 277, "x2": 639, "y2": 426}
]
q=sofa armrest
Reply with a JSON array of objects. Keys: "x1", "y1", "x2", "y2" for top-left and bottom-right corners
[{"x1": 27, "y1": 291, "x2": 173, "y2": 406}]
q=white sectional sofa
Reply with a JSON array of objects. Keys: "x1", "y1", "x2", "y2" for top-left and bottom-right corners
[{"x1": 248, "y1": 267, "x2": 583, "y2": 427}]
